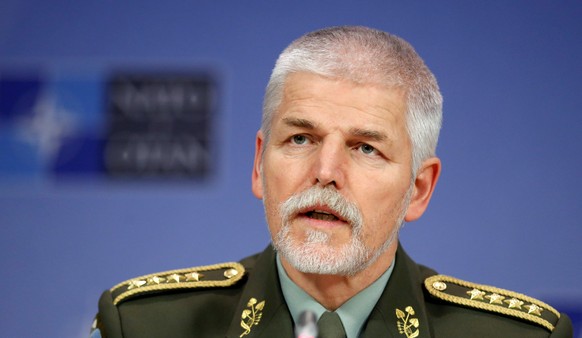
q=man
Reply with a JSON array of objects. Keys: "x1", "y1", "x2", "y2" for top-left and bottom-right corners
[{"x1": 91, "y1": 26, "x2": 573, "y2": 337}]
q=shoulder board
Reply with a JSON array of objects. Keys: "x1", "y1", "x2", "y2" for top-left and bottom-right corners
[
  {"x1": 424, "y1": 274, "x2": 560, "y2": 332},
  {"x1": 110, "y1": 262, "x2": 245, "y2": 306}
]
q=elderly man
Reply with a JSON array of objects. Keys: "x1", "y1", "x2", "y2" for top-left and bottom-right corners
[{"x1": 91, "y1": 26, "x2": 573, "y2": 338}]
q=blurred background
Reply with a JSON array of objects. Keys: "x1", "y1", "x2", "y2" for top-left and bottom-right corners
[{"x1": 0, "y1": 1, "x2": 580, "y2": 337}]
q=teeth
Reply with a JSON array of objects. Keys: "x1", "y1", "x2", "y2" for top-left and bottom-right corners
[
  {"x1": 316, "y1": 214, "x2": 336, "y2": 221},
  {"x1": 308, "y1": 211, "x2": 338, "y2": 221},
  {"x1": 314, "y1": 210, "x2": 331, "y2": 215}
]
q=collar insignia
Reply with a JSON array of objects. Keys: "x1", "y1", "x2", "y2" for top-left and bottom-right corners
[
  {"x1": 240, "y1": 297, "x2": 265, "y2": 337},
  {"x1": 396, "y1": 306, "x2": 420, "y2": 338}
]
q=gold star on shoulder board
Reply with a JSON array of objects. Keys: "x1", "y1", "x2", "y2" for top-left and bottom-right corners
[
  {"x1": 423, "y1": 274, "x2": 561, "y2": 333},
  {"x1": 127, "y1": 280, "x2": 146, "y2": 290},
  {"x1": 147, "y1": 276, "x2": 166, "y2": 285},
  {"x1": 505, "y1": 298, "x2": 524, "y2": 310},
  {"x1": 467, "y1": 288, "x2": 486, "y2": 300},
  {"x1": 485, "y1": 293, "x2": 505, "y2": 304},
  {"x1": 166, "y1": 273, "x2": 183, "y2": 283},
  {"x1": 185, "y1": 272, "x2": 204, "y2": 281},
  {"x1": 525, "y1": 304, "x2": 543, "y2": 316}
]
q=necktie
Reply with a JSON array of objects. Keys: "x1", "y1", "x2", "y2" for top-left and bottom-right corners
[{"x1": 317, "y1": 311, "x2": 347, "y2": 338}]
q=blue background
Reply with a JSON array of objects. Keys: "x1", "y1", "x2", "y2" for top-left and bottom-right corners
[{"x1": 0, "y1": 1, "x2": 581, "y2": 337}]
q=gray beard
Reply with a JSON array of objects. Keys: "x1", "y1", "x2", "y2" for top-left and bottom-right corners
[{"x1": 271, "y1": 185, "x2": 412, "y2": 276}]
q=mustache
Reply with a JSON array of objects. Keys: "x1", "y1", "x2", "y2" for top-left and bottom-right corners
[{"x1": 279, "y1": 186, "x2": 363, "y2": 228}]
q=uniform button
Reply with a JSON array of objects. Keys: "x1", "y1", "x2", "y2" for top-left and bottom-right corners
[{"x1": 432, "y1": 281, "x2": 447, "y2": 291}]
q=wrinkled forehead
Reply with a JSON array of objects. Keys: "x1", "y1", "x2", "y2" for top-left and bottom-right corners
[
  {"x1": 276, "y1": 72, "x2": 409, "y2": 135},
  {"x1": 279, "y1": 71, "x2": 408, "y2": 113}
]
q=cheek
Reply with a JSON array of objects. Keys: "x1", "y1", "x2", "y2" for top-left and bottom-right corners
[
  {"x1": 265, "y1": 157, "x2": 311, "y2": 202},
  {"x1": 263, "y1": 193, "x2": 282, "y2": 238},
  {"x1": 261, "y1": 172, "x2": 291, "y2": 232},
  {"x1": 359, "y1": 192, "x2": 404, "y2": 240}
]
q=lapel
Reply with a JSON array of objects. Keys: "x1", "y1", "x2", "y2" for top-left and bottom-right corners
[
  {"x1": 225, "y1": 246, "x2": 295, "y2": 338},
  {"x1": 362, "y1": 244, "x2": 434, "y2": 338}
]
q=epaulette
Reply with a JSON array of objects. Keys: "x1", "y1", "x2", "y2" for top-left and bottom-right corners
[
  {"x1": 424, "y1": 274, "x2": 560, "y2": 332},
  {"x1": 110, "y1": 262, "x2": 245, "y2": 306}
]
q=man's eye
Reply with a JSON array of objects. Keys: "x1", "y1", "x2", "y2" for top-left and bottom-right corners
[
  {"x1": 291, "y1": 135, "x2": 308, "y2": 145},
  {"x1": 359, "y1": 144, "x2": 376, "y2": 155}
]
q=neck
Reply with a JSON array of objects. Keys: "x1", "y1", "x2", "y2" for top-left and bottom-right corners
[{"x1": 280, "y1": 243, "x2": 397, "y2": 310}]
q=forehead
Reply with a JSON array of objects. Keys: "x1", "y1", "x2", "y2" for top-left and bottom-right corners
[{"x1": 276, "y1": 72, "x2": 408, "y2": 130}]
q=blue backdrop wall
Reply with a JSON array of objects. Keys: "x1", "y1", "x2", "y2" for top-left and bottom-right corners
[{"x1": 1, "y1": 1, "x2": 581, "y2": 337}]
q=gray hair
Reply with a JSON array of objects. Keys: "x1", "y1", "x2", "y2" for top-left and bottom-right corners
[{"x1": 261, "y1": 26, "x2": 443, "y2": 173}]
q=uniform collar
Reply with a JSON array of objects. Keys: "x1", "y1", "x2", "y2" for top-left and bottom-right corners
[
  {"x1": 225, "y1": 244, "x2": 435, "y2": 338},
  {"x1": 225, "y1": 245, "x2": 294, "y2": 338},
  {"x1": 276, "y1": 254, "x2": 394, "y2": 338},
  {"x1": 361, "y1": 243, "x2": 434, "y2": 338}
]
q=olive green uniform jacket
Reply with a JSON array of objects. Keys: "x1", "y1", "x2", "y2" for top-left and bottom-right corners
[{"x1": 94, "y1": 244, "x2": 573, "y2": 337}]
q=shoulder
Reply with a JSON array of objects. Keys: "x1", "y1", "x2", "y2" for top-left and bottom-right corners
[
  {"x1": 423, "y1": 274, "x2": 571, "y2": 336},
  {"x1": 93, "y1": 256, "x2": 262, "y2": 338},
  {"x1": 107, "y1": 250, "x2": 264, "y2": 306},
  {"x1": 109, "y1": 261, "x2": 246, "y2": 306}
]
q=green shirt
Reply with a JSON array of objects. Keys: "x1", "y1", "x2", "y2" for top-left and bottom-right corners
[{"x1": 276, "y1": 254, "x2": 395, "y2": 338}]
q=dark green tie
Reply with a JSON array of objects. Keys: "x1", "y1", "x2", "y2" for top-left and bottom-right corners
[{"x1": 317, "y1": 311, "x2": 347, "y2": 338}]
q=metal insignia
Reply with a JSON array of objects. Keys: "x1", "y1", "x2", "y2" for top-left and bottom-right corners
[
  {"x1": 432, "y1": 281, "x2": 447, "y2": 291},
  {"x1": 225, "y1": 268, "x2": 239, "y2": 279},
  {"x1": 467, "y1": 288, "x2": 486, "y2": 300},
  {"x1": 240, "y1": 297, "x2": 265, "y2": 337},
  {"x1": 424, "y1": 274, "x2": 560, "y2": 332},
  {"x1": 396, "y1": 306, "x2": 420, "y2": 338}
]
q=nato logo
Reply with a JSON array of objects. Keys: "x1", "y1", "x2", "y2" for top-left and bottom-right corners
[
  {"x1": 0, "y1": 70, "x2": 216, "y2": 180},
  {"x1": 0, "y1": 71, "x2": 105, "y2": 178},
  {"x1": 104, "y1": 73, "x2": 216, "y2": 178}
]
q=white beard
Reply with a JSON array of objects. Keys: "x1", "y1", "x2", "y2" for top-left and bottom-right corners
[{"x1": 270, "y1": 184, "x2": 412, "y2": 276}]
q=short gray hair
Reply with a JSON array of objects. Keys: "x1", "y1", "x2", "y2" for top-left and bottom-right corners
[{"x1": 261, "y1": 26, "x2": 443, "y2": 173}]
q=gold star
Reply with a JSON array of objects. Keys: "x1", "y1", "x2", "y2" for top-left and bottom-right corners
[
  {"x1": 147, "y1": 276, "x2": 166, "y2": 285},
  {"x1": 485, "y1": 293, "x2": 505, "y2": 305},
  {"x1": 525, "y1": 304, "x2": 543, "y2": 316},
  {"x1": 185, "y1": 272, "x2": 204, "y2": 282},
  {"x1": 504, "y1": 298, "x2": 524, "y2": 310},
  {"x1": 166, "y1": 273, "x2": 183, "y2": 283},
  {"x1": 467, "y1": 288, "x2": 486, "y2": 300},
  {"x1": 127, "y1": 279, "x2": 146, "y2": 290}
]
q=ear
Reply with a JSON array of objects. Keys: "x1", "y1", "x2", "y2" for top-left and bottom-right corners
[
  {"x1": 251, "y1": 130, "x2": 265, "y2": 199},
  {"x1": 404, "y1": 157, "x2": 441, "y2": 222}
]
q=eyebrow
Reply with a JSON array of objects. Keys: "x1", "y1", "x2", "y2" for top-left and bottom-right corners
[
  {"x1": 282, "y1": 117, "x2": 390, "y2": 143},
  {"x1": 282, "y1": 117, "x2": 316, "y2": 130},
  {"x1": 349, "y1": 127, "x2": 388, "y2": 142}
]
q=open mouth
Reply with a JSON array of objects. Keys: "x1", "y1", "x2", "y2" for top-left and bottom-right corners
[
  {"x1": 301, "y1": 208, "x2": 345, "y2": 223},
  {"x1": 305, "y1": 210, "x2": 339, "y2": 221}
]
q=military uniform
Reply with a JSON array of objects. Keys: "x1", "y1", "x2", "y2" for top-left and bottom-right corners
[{"x1": 93, "y1": 244, "x2": 573, "y2": 337}]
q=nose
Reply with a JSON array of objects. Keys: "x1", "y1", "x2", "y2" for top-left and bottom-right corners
[{"x1": 313, "y1": 139, "x2": 346, "y2": 189}]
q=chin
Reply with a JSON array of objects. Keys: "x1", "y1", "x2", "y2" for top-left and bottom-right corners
[{"x1": 275, "y1": 229, "x2": 372, "y2": 276}]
